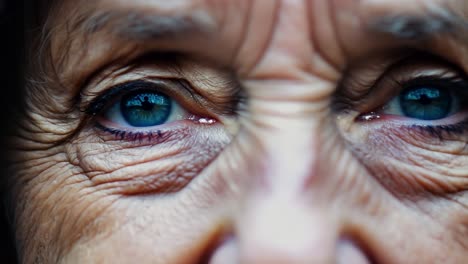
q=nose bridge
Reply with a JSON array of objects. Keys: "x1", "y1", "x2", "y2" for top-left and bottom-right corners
[
  {"x1": 230, "y1": 0, "x2": 349, "y2": 262},
  {"x1": 234, "y1": 120, "x2": 345, "y2": 263},
  {"x1": 233, "y1": 92, "x2": 342, "y2": 263},
  {"x1": 241, "y1": 70, "x2": 338, "y2": 197},
  {"x1": 231, "y1": 115, "x2": 366, "y2": 264},
  {"x1": 237, "y1": 0, "x2": 338, "y2": 195},
  {"x1": 255, "y1": 121, "x2": 324, "y2": 196}
]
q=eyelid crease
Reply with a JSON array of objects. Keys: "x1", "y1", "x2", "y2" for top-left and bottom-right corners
[
  {"x1": 372, "y1": 74, "x2": 468, "y2": 116},
  {"x1": 394, "y1": 75, "x2": 467, "y2": 93},
  {"x1": 76, "y1": 52, "x2": 185, "y2": 108},
  {"x1": 78, "y1": 49, "x2": 243, "y2": 118},
  {"x1": 333, "y1": 53, "x2": 410, "y2": 112},
  {"x1": 84, "y1": 79, "x2": 190, "y2": 115},
  {"x1": 334, "y1": 51, "x2": 468, "y2": 114},
  {"x1": 176, "y1": 75, "x2": 245, "y2": 116},
  {"x1": 83, "y1": 77, "x2": 240, "y2": 122},
  {"x1": 377, "y1": 63, "x2": 468, "y2": 101}
]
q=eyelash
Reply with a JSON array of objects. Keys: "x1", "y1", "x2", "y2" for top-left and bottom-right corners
[
  {"x1": 411, "y1": 120, "x2": 468, "y2": 139},
  {"x1": 85, "y1": 80, "x2": 163, "y2": 116},
  {"x1": 94, "y1": 122, "x2": 169, "y2": 142},
  {"x1": 395, "y1": 75, "x2": 467, "y2": 96}
]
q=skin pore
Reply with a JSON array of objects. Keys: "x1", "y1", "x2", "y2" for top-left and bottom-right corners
[{"x1": 9, "y1": 0, "x2": 468, "y2": 263}]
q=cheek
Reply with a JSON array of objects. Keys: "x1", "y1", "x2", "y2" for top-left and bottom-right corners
[
  {"x1": 12, "y1": 123, "x2": 232, "y2": 263},
  {"x1": 11, "y1": 158, "x2": 112, "y2": 263},
  {"x1": 12, "y1": 108, "x2": 468, "y2": 263},
  {"x1": 60, "y1": 194, "x2": 230, "y2": 263},
  {"x1": 67, "y1": 124, "x2": 230, "y2": 195},
  {"x1": 56, "y1": 149, "x2": 244, "y2": 263},
  {"x1": 339, "y1": 122, "x2": 468, "y2": 259},
  {"x1": 347, "y1": 125, "x2": 468, "y2": 196}
]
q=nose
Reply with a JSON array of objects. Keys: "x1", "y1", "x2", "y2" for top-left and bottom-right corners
[
  {"x1": 208, "y1": 195, "x2": 371, "y2": 264},
  {"x1": 238, "y1": 196, "x2": 336, "y2": 263},
  {"x1": 207, "y1": 127, "x2": 372, "y2": 263},
  {"x1": 238, "y1": 196, "x2": 371, "y2": 264}
]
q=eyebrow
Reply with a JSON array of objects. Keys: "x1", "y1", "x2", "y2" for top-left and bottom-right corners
[
  {"x1": 367, "y1": 8, "x2": 468, "y2": 41},
  {"x1": 82, "y1": 10, "x2": 214, "y2": 41}
]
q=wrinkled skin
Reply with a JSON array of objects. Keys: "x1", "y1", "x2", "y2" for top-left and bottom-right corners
[{"x1": 9, "y1": 0, "x2": 468, "y2": 263}]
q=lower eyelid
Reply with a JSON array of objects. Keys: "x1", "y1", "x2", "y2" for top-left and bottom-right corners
[
  {"x1": 359, "y1": 115, "x2": 468, "y2": 144},
  {"x1": 76, "y1": 127, "x2": 231, "y2": 196},
  {"x1": 358, "y1": 110, "x2": 468, "y2": 128},
  {"x1": 95, "y1": 115, "x2": 188, "y2": 132},
  {"x1": 93, "y1": 120, "x2": 191, "y2": 144},
  {"x1": 93, "y1": 114, "x2": 218, "y2": 144}
]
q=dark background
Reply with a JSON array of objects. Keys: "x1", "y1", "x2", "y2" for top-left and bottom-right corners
[{"x1": 0, "y1": 0, "x2": 22, "y2": 263}]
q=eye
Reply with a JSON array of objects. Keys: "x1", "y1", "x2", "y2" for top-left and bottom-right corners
[
  {"x1": 104, "y1": 89, "x2": 187, "y2": 128},
  {"x1": 85, "y1": 80, "x2": 218, "y2": 142},
  {"x1": 398, "y1": 86, "x2": 451, "y2": 120},
  {"x1": 349, "y1": 56, "x2": 468, "y2": 127},
  {"x1": 380, "y1": 79, "x2": 462, "y2": 121}
]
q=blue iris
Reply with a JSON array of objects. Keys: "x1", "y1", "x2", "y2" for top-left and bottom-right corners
[
  {"x1": 120, "y1": 91, "x2": 172, "y2": 127},
  {"x1": 399, "y1": 86, "x2": 451, "y2": 120}
]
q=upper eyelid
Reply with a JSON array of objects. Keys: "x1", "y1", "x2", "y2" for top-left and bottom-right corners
[
  {"x1": 386, "y1": 76, "x2": 468, "y2": 107},
  {"x1": 372, "y1": 71, "x2": 468, "y2": 108},
  {"x1": 375, "y1": 64, "x2": 467, "y2": 97},
  {"x1": 396, "y1": 76, "x2": 467, "y2": 90},
  {"x1": 333, "y1": 53, "x2": 468, "y2": 112},
  {"x1": 82, "y1": 76, "x2": 242, "y2": 120},
  {"x1": 77, "y1": 52, "x2": 187, "y2": 112},
  {"x1": 83, "y1": 78, "x2": 195, "y2": 116}
]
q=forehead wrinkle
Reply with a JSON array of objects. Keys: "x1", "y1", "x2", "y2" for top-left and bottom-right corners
[{"x1": 366, "y1": 4, "x2": 468, "y2": 41}]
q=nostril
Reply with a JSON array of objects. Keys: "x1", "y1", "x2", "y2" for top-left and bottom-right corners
[{"x1": 337, "y1": 238, "x2": 372, "y2": 264}]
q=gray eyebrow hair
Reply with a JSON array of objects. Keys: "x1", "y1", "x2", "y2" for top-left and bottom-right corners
[
  {"x1": 367, "y1": 8, "x2": 468, "y2": 40},
  {"x1": 82, "y1": 10, "x2": 214, "y2": 40}
]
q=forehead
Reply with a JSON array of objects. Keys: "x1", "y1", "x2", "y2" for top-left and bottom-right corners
[
  {"x1": 53, "y1": 0, "x2": 465, "y2": 35},
  {"x1": 40, "y1": 0, "x2": 467, "y2": 87},
  {"x1": 58, "y1": 0, "x2": 464, "y2": 19},
  {"x1": 49, "y1": 0, "x2": 467, "y2": 53}
]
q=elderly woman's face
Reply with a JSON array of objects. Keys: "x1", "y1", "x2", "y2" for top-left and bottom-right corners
[{"x1": 11, "y1": 0, "x2": 468, "y2": 263}]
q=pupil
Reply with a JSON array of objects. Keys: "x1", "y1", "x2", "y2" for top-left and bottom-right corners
[
  {"x1": 418, "y1": 94, "x2": 431, "y2": 105},
  {"x1": 399, "y1": 86, "x2": 451, "y2": 120},
  {"x1": 141, "y1": 96, "x2": 152, "y2": 111},
  {"x1": 120, "y1": 91, "x2": 172, "y2": 127}
]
